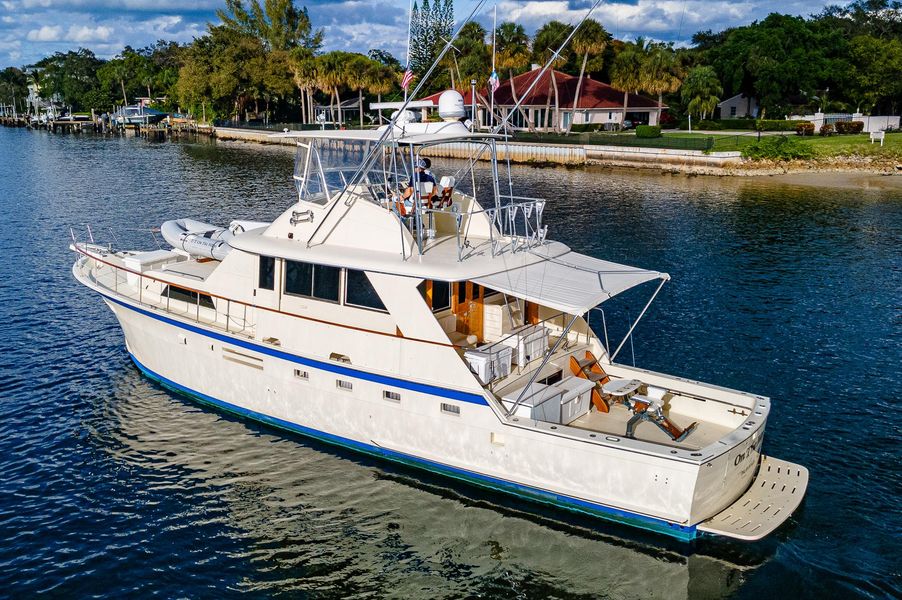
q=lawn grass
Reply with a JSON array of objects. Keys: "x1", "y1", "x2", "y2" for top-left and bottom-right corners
[{"x1": 512, "y1": 129, "x2": 902, "y2": 159}]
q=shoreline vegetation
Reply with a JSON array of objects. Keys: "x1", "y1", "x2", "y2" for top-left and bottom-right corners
[{"x1": 1, "y1": 0, "x2": 900, "y2": 175}]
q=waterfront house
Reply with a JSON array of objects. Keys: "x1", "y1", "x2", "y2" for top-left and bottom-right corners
[
  {"x1": 716, "y1": 94, "x2": 759, "y2": 119},
  {"x1": 422, "y1": 69, "x2": 664, "y2": 131}
]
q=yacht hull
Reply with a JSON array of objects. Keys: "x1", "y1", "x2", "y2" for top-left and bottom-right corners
[{"x1": 95, "y1": 288, "x2": 764, "y2": 542}]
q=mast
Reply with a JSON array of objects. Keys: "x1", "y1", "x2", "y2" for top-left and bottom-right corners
[
  {"x1": 490, "y1": 3, "x2": 496, "y2": 130},
  {"x1": 405, "y1": 0, "x2": 414, "y2": 102}
]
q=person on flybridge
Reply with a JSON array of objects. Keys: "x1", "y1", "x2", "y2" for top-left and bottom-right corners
[{"x1": 400, "y1": 158, "x2": 437, "y2": 204}]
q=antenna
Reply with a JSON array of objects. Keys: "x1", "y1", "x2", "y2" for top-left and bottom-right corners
[{"x1": 307, "y1": 0, "x2": 491, "y2": 248}]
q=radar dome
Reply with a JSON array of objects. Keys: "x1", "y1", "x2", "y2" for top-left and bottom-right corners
[{"x1": 438, "y1": 90, "x2": 466, "y2": 121}]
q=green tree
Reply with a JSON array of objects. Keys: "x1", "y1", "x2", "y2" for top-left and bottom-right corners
[
  {"x1": 409, "y1": 0, "x2": 454, "y2": 73},
  {"x1": 316, "y1": 51, "x2": 352, "y2": 124},
  {"x1": 366, "y1": 61, "x2": 397, "y2": 123},
  {"x1": 217, "y1": 0, "x2": 323, "y2": 51},
  {"x1": 0, "y1": 67, "x2": 28, "y2": 112},
  {"x1": 639, "y1": 41, "x2": 682, "y2": 126},
  {"x1": 532, "y1": 20, "x2": 573, "y2": 132},
  {"x1": 495, "y1": 21, "x2": 532, "y2": 131},
  {"x1": 289, "y1": 47, "x2": 317, "y2": 123},
  {"x1": 568, "y1": 19, "x2": 610, "y2": 133},
  {"x1": 609, "y1": 42, "x2": 644, "y2": 129},
  {"x1": 847, "y1": 34, "x2": 902, "y2": 113},
  {"x1": 346, "y1": 54, "x2": 373, "y2": 127},
  {"x1": 32, "y1": 49, "x2": 102, "y2": 110},
  {"x1": 681, "y1": 65, "x2": 722, "y2": 119}
]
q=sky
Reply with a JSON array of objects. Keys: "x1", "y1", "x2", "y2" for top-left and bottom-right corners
[{"x1": 0, "y1": 0, "x2": 838, "y2": 68}]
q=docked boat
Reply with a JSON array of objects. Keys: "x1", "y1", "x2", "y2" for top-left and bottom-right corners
[
  {"x1": 70, "y1": 91, "x2": 807, "y2": 541},
  {"x1": 114, "y1": 105, "x2": 167, "y2": 126}
]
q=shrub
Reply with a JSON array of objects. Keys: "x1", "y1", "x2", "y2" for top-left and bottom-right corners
[
  {"x1": 569, "y1": 123, "x2": 605, "y2": 133},
  {"x1": 849, "y1": 121, "x2": 864, "y2": 134},
  {"x1": 678, "y1": 119, "x2": 722, "y2": 130},
  {"x1": 742, "y1": 135, "x2": 815, "y2": 160},
  {"x1": 796, "y1": 122, "x2": 815, "y2": 136},
  {"x1": 820, "y1": 123, "x2": 835, "y2": 136},
  {"x1": 719, "y1": 119, "x2": 800, "y2": 131},
  {"x1": 635, "y1": 125, "x2": 662, "y2": 138}
]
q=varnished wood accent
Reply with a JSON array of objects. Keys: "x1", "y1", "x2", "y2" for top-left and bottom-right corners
[
  {"x1": 525, "y1": 301, "x2": 539, "y2": 325},
  {"x1": 424, "y1": 280, "x2": 433, "y2": 310}
]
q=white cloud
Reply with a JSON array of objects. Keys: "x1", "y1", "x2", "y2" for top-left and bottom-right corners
[
  {"x1": 26, "y1": 25, "x2": 62, "y2": 41},
  {"x1": 66, "y1": 24, "x2": 112, "y2": 41}
]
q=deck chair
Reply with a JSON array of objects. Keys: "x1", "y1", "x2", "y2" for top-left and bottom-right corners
[{"x1": 569, "y1": 350, "x2": 611, "y2": 413}]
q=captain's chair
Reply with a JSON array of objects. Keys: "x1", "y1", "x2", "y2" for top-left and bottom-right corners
[{"x1": 432, "y1": 176, "x2": 455, "y2": 209}]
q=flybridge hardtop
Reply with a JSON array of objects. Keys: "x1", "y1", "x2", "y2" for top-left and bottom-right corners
[{"x1": 70, "y1": 85, "x2": 807, "y2": 542}]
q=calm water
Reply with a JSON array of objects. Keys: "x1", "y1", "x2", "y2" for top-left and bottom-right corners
[{"x1": 0, "y1": 127, "x2": 899, "y2": 599}]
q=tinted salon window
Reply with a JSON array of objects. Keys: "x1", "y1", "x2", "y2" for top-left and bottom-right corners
[
  {"x1": 284, "y1": 260, "x2": 313, "y2": 297},
  {"x1": 259, "y1": 256, "x2": 275, "y2": 290},
  {"x1": 312, "y1": 264, "x2": 340, "y2": 302},
  {"x1": 346, "y1": 269, "x2": 387, "y2": 311}
]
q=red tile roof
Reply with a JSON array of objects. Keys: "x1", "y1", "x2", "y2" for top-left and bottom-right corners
[{"x1": 421, "y1": 69, "x2": 663, "y2": 111}]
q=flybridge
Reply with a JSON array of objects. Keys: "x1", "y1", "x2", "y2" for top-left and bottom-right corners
[{"x1": 272, "y1": 104, "x2": 551, "y2": 263}]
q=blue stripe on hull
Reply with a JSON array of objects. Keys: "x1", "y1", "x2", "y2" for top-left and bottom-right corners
[
  {"x1": 126, "y1": 351, "x2": 698, "y2": 542},
  {"x1": 105, "y1": 294, "x2": 487, "y2": 405}
]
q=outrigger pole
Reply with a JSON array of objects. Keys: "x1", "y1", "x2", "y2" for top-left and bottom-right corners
[
  {"x1": 306, "y1": 0, "x2": 491, "y2": 249},
  {"x1": 610, "y1": 277, "x2": 668, "y2": 362}
]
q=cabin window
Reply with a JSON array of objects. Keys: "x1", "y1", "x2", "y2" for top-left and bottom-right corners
[
  {"x1": 258, "y1": 256, "x2": 275, "y2": 290},
  {"x1": 285, "y1": 260, "x2": 313, "y2": 296},
  {"x1": 293, "y1": 369, "x2": 309, "y2": 380},
  {"x1": 441, "y1": 403, "x2": 460, "y2": 416},
  {"x1": 383, "y1": 390, "x2": 401, "y2": 402},
  {"x1": 345, "y1": 269, "x2": 387, "y2": 311},
  {"x1": 163, "y1": 285, "x2": 215, "y2": 309},
  {"x1": 313, "y1": 264, "x2": 340, "y2": 302},
  {"x1": 284, "y1": 260, "x2": 341, "y2": 302},
  {"x1": 336, "y1": 379, "x2": 353, "y2": 391}
]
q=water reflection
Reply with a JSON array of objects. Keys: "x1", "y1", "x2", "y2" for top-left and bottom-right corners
[{"x1": 100, "y1": 364, "x2": 762, "y2": 598}]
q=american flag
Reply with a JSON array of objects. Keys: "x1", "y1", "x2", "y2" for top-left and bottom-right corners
[
  {"x1": 489, "y1": 70, "x2": 500, "y2": 93},
  {"x1": 401, "y1": 68, "x2": 414, "y2": 91}
]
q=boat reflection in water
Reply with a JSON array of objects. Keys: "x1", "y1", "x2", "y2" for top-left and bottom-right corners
[{"x1": 103, "y1": 368, "x2": 765, "y2": 598}]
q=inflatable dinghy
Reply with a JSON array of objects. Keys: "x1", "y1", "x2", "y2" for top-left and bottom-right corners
[{"x1": 161, "y1": 218, "x2": 269, "y2": 261}]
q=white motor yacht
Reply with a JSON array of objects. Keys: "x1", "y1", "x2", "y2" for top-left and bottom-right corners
[{"x1": 71, "y1": 91, "x2": 807, "y2": 541}]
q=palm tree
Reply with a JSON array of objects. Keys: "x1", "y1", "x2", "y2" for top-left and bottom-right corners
[
  {"x1": 289, "y1": 47, "x2": 316, "y2": 123},
  {"x1": 110, "y1": 61, "x2": 130, "y2": 106},
  {"x1": 494, "y1": 22, "x2": 533, "y2": 131},
  {"x1": 609, "y1": 42, "x2": 644, "y2": 130},
  {"x1": 532, "y1": 21, "x2": 573, "y2": 132},
  {"x1": 639, "y1": 41, "x2": 682, "y2": 126},
  {"x1": 316, "y1": 51, "x2": 347, "y2": 125},
  {"x1": 681, "y1": 65, "x2": 722, "y2": 120},
  {"x1": 567, "y1": 18, "x2": 610, "y2": 134},
  {"x1": 346, "y1": 54, "x2": 372, "y2": 128},
  {"x1": 366, "y1": 63, "x2": 395, "y2": 124}
]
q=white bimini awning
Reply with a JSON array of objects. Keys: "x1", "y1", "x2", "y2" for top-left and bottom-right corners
[{"x1": 473, "y1": 251, "x2": 669, "y2": 315}]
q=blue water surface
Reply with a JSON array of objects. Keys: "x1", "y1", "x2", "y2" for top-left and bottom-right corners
[{"x1": 0, "y1": 127, "x2": 899, "y2": 598}]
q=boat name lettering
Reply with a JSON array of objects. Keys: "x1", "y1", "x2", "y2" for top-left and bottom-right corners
[{"x1": 733, "y1": 438, "x2": 762, "y2": 467}]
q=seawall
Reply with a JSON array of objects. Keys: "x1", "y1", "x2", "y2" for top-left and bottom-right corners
[{"x1": 212, "y1": 127, "x2": 743, "y2": 172}]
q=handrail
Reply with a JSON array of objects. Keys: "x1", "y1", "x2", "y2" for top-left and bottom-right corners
[{"x1": 72, "y1": 243, "x2": 462, "y2": 350}]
